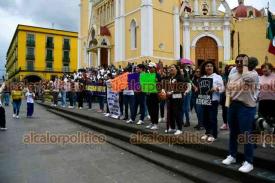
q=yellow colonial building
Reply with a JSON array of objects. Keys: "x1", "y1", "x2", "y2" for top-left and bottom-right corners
[
  {"x1": 6, "y1": 25, "x2": 78, "y2": 82},
  {"x1": 79, "y1": 0, "x2": 275, "y2": 69}
]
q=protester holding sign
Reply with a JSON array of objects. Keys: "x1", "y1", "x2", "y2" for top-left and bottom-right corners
[
  {"x1": 199, "y1": 61, "x2": 224, "y2": 142},
  {"x1": 127, "y1": 64, "x2": 146, "y2": 125},
  {"x1": 145, "y1": 62, "x2": 161, "y2": 130},
  {"x1": 222, "y1": 55, "x2": 259, "y2": 173}
]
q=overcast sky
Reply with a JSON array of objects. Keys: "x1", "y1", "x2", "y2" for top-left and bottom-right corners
[{"x1": 0, "y1": 0, "x2": 274, "y2": 78}]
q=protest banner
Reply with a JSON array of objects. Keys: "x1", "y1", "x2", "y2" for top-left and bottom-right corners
[
  {"x1": 111, "y1": 72, "x2": 129, "y2": 92},
  {"x1": 106, "y1": 83, "x2": 121, "y2": 119},
  {"x1": 196, "y1": 78, "x2": 213, "y2": 106},
  {"x1": 140, "y1": 73, "x2": 157, "y2": 93},
  {"x1": 128, "y1": 73, "x2": 140, "y2": 91}
]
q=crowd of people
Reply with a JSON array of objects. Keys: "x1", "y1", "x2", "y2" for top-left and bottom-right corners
[{"x1": 0, "y1": 55, "x2": 274, "y2": 173}]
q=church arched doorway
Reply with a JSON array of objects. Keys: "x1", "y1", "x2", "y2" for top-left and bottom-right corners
[{"x1": 195, "y1": 36, "x2": 218, "y2": 68}]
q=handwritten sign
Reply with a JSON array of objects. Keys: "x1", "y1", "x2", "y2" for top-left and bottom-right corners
[
  {"x1": 196, "y1": 78, "x2": 213, "y2": 106},
  {"x1": 111, "y1": 72, "x2": 129, "y2": 92},
  {"x1": 140, "y1": 73, "x2": 157, "y2": 93}
]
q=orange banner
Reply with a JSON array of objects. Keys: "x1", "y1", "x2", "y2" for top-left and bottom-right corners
[{"x1": 111, "y1": 72, "x2": 129, "y2": 92}]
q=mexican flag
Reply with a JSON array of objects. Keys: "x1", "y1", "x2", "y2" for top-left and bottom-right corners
[{"x1": 266, "y1": 11, "x2": 275, "y2": 55}]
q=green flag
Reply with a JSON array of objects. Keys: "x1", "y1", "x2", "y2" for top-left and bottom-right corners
[
  {"x1": 266, "y1": 11, "x2": 275, "y2": 40},
  {"x1": 140, "y1": 73, "x2": 157, "y2": 93}
]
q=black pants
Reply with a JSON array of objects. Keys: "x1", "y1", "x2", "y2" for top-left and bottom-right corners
[
  {"x1": 220, "y1": 92, "x2": 228, "y2": 124},
  {"x1": 119, "y1": 92, "x2": 124, "y2": 115},
  {"x1": 52, "y1": 92, "x2": 59, "y2": 105},
  {"x1": 169, "y1": 98, "x2": 183, "y2": 130},
  {"x1": 68, "y1": 92, "x2": 75, "y2": 106},
  {"x1": 86, "y1": 91, "x2": 93, "y2": 109},
  {"x1": 160, "y1": 100, "x2": 165, "y2": 118},
  {"x1": 258, "y1": 100, "x2": 275, "y2": 118},
  {"x1": 77, "y1": 91, "x2": 85, "y2": 108},
  {"x1": 0, "y1": 106, "x2": 6, "y2": 128},
  {"x1": 146, "y1": 93, "x2": 159, "y2": 125}
]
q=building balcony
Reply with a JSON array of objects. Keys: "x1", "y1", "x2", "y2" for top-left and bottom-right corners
[
  {"x1": 26, "y1": 41, "x2": 35, "y2": 47},
  {"x1": 62, "y1": 66, "x2": 70, "y2": 73},
  {"x1": 46, "y1": 42, "x2": 54, "y2": 48},
  {"x1": 62, "y1": 57, "x2": 70, "y2": 62},
  {"x1": 26, "y1": 55, "x2": 35, "y2": 60},
  {"x1": 63, "y1": 44, "x2": 70, "y2": 50},
  {"x1": 46, "y1": 56, "x2": 54, "y2": 61}
]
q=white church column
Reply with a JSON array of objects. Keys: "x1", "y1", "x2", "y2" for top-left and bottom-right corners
[
  {"x1": 141, "y1": 0, "x2": 153, "y2": 56},
  {"x1": 183, "y1": 21, "x2": 190, "y2": 59},
  {"x1": 212, "y1": 0, "x2": 217, "y2": 15},
  {"x1": 120, "y1": 0, "x2": 125, "y2": 61},
  {"x1": 194, "y1": 0, "x2": 199, "y2": 16},
  {"x1": 223, "y1": 20, "x2": 231, "y2": 61},
  {"x1": 97, "y1": 48, "x2": 101, "y2": 67},
  {"x1": 108, "y1": 49, "x2": 111, "y2": 65},
  {"x1": 115, "y1": 0, "x2": 120, "y2": 61},
  {"x1": 173, "y1": 6, "x2": 180, "y2": 60}
]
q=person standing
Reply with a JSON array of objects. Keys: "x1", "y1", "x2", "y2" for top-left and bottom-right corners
[
  {"x1": 191, "y1": 68, "x2": 204, "y2": 130},
  {"x1": 222, "y1": 55, "x2": 259, "y2": 173},
  {"x1": 11, "y1": 84, "x2": 23, "y2": 119},
  {"x1": 0, "y1": 82, "x2": 7, "y2": 130},
  {"x1": 145, "y1": 62, "x2": 161, "y2": 130},
  {"x1": 200, "y1": 61, "x2": 224, "y2": 142},
  {"x1": 258, "y1": 63, "x2": 275, "y2": 126},
  {"x1": 25, "y1": 85, "x2": 35, "y2": 117},
  {"x1": 164, "y1": 64, "x2": 187, "y2": 135}
]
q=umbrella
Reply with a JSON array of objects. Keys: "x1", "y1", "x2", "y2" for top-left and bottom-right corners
[{"x1": 180, "y1": 58, "x2": 193, "y2": 65}]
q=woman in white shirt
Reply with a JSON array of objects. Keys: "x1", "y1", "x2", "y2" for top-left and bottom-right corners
[
  {"x1": 26, "y1": 85, "x2": 35, "y2": 117},
  {"x1": 199, "y1": 61, "x2": 224, "y2": 142}
]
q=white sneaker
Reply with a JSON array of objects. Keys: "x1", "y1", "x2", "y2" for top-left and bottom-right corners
[
  {"x1": 136, "y1": 120, "x2": 144, "y2": 125},
  {"x1": 68, "y1": 106, "x2": 74, "y2": 109},
  {"x1": 146, "y1": 123, "x2": 153, "y2": 129},
  {"x1": 222, "y1": 155, "x2": 236, "y2": 165},
  {"x1": 79, "y1": 107, "x2": 82, "y2": 109},
  {"x1": 150, "y1": 124, "x2": 158, "y2": 130},
  {"x1": 207, "y1": 137, "x2": 216, "y2": 142},
  {"x1": 16, "y1": 115, "x2": 19, "y2": 119},
  {"x1": 105, "y1": 113, "x2": 111, "y2": 117},
  {"x1": 126, "y1": 119, "x2": 134, "y2": 124},
  {"x1": 12, "y1": 114, "x2": 16, "y2": 118},
  {"x1": 0, "y1": 128, "x2": 7, "y2": 131},
  {"x1": 165, "y1": 128, "x2": 176, "y2": 133},
  {"x1": 201, "y1": 135, "x2": 208, "y2": 140},
  {"x1": 174, "y1": 130, "x2": 183, "y2": 135},
  {"x1": 158, "y1": 118, "x2": 165, "y2": 123},
  {"x1": 238, "y1": 161, "x2": 254, "y2": 173},
  {"x1": 147, "y1": 115, "x2": 151, "y2": 120}
]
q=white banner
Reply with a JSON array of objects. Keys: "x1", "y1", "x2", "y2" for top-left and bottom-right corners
[{"x1": 106, "y1": 81, "x2": 120, "y2": 119}]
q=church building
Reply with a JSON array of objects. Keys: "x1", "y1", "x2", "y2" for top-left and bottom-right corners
[{"x1": 78, "y1": 0, "x2": 275, "y2": 69}]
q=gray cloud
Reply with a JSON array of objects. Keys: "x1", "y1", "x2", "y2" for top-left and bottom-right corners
[{"x1": 0, "y1": 0, "x2": 79, "y2": 77}]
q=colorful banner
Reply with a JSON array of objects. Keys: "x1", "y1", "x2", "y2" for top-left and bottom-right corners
[
  {"x1": 86, "y1": 83, "x2": 106, "y2": 96},
  {"x1": 128, "y1": 73, "x2": 140, "y2": 91},
  {"x1": 140, "y1": 73, "x2": 157, "y2": 93},
  {"x1": 111, "y1": 72, "x2": 129, "y2": 92},
  {"x1": 106, "y1": 86, "x2": 121, "y2": 119},
  {"x1": 196, "y1": 78, "x2": 213, "y2": 106}
]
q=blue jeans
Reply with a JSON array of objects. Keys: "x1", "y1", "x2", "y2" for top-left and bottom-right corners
[
  {"x1": 61, "y1": 91, "x2": 67, "y2": 106},
  {"x1": 191, "y1": 94, "x2": 203, "y2": 126},
  {"x1": 3, "y1": 93, "x2": 10, "y2": 106},
  {"x1": 228, "y1": 101, "x2": 256, "y2": 164},
  {"x1": 182, "y1": 92, "x2": 191, "y2": 123},
  {"x1": 123, "y1": 95, "x2": 135, "y2": 120},
  {"x1": 13, "y1": 100, "x2": 22, "y2": 115},
  {"x1": 202, "y1": 101, "x2": 219, "y2": 138},
  {"x1": 27, "y1": 103, "x2": 34, "y2": 117}
]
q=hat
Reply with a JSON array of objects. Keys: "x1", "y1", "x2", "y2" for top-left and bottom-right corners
[{"x1": 148, "y1": 62, "x2": 156, "y2": 68}]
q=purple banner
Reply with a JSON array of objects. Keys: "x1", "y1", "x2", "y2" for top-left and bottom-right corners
[{"x1": 128, "y1": 73, "x2": 140, "y2": 91}]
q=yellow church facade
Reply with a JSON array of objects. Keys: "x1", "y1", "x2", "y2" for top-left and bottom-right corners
[{"x1": 79, "y1": 0, "x2": 275, "y2": 69}]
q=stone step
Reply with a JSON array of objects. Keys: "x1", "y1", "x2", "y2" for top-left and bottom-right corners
[
  {"x1": 46, "y1": 107, "x2": 275, "y2": 183},
  {"x1": 38, "y1": 102, "x2": 275, "y2": 172}
]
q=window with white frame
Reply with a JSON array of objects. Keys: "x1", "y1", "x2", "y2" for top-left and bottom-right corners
[{"x1": 130, "y1": 20, "x2": 137, "y2": 49}]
